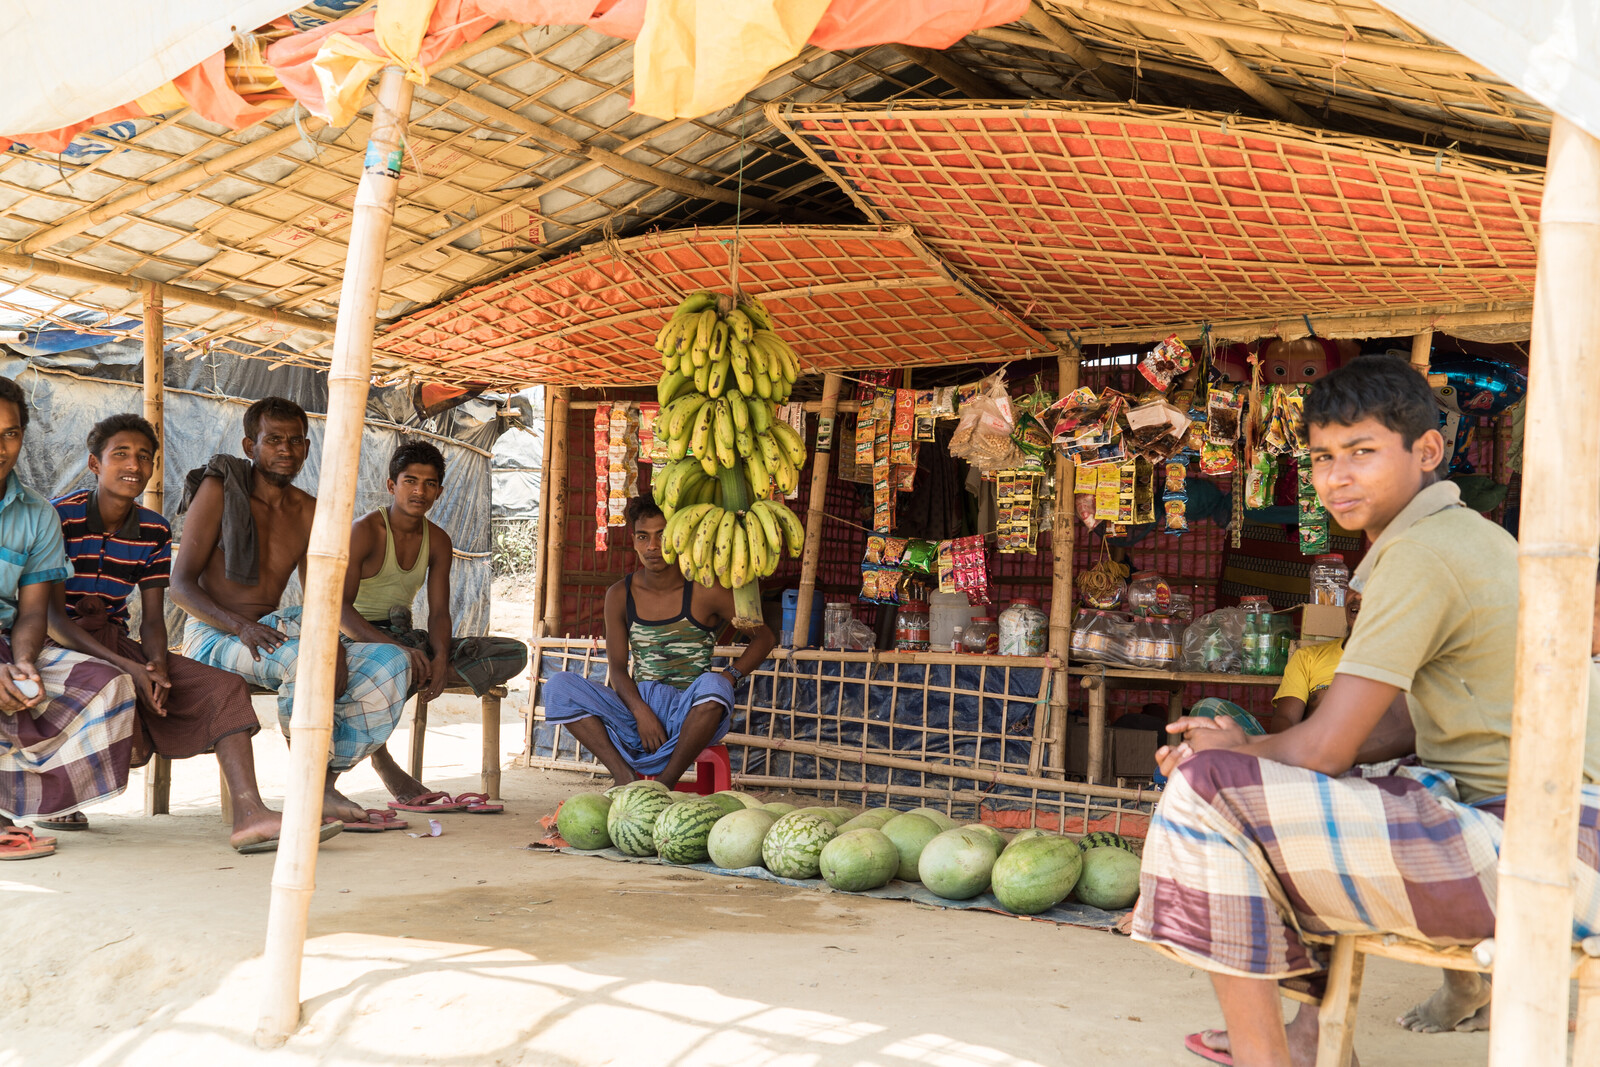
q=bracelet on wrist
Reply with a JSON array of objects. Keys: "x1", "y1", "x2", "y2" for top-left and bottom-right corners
[{"x1": 722, "y1": 666, "x2": 745, "y2": 685}]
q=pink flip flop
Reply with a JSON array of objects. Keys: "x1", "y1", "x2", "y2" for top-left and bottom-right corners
[
  {"x1": 1183, "y1": 1032, "x2": 1233, "y2": 1065},
  {"x1": 453, "y1": 792, "x2": 504, "y2": 815},
  {"x1": 0, "y1": 826, "x2": 55, "y2": 861},
  {"x1": 342, "y1": 809, "x2": 411, "y2": 833},
  {"x1": 388, "y1": 791, "x2": 468, "y2": 813}
]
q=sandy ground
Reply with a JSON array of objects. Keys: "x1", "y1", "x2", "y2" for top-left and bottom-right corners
[{"x1": 0, "y1": 598, "x2": 1497, "y2": 1066}]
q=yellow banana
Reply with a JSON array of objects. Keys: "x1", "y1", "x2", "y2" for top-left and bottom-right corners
[
  {"x1": 656, "y1": 369, "x2": 691, "y2": 408},
  {"x1": 745, "y1": 452, "x2": 771, "y2": 501},
  {"x1": 769, "y1": 421, "x2": 806, "y2": 467},
  {"x1": 707, "y1": 353, "x2": 729, "y2": 398},
  {"x1": 714, "y1": 399, "x2": 734, "y2": 453},
  {"x1": 715, "y1": 434, "x2": 736, "y2": 473},
  {"x1": 725, "y1": 307, "x2": 753, "y2": 344},
  {"x1": 750, "y1": 499, "x2": 782, "y2": 556},
  {"x1": 661, "y1": 536, "x2": 678, "y2": 564},
  {"x1": 753, "y1": 364, "x2": 772, "y2": 400},
  {"x1": 743, "y1": 513, "x2": 767, "y2": 578},
  {"x1": 698, "y1": 478, "x2": 718, "y2": 505},
  {"x1": 762, "y1": 499, "x2": 806, "y2": 557},
  {"x1": 690, "y1": 308, "x2": 717, "y2": 366},
  {"x1": 726, "y1": 391, "x2": 750, "y2": 434},
  {"x1": 713, "y1": 510, "x2": 737, "y2": 577},
  {"x1": 669, "y1": 503, "x2": 712, "y2": 554},
  {"x1": 693, "y1": 361, "x2": 710, "y2": 393},
  {"x1": 678, "y1": 553, "x2": 697, "y2": 582},
  {"x1": 699, "y1": 449, "x2": 718, "y2": 477},
  {"x1": 729, "y1": 336, "x2": 750, "y2": 375},
  {"x1": 729, "y1": 522, "x2": 749, "y2": 588},
  {"x1": 667, "y1": 394, "x2": 707, "y2": 439},
  {"x1": 772, "y1": 450, "x2": 797, "y2": 494},
  {"x1": 697, "y1": 562, "x2": 717, "y2": 588},
  {"x1": 691, "y1": 507, "x2": 723, "y2": 568},
  {"x1": 732, "y1": 362, "x2": 754, "y2": 396},
  {"x1": 739, "y1": 297, "x2": 774, "y2": 332},
  {"x1": 662, "y1": 346, "x2": 681, "y2": 374},
  {"x1": 735, "y1": 428, "x2": 754, "y2": 459},
  {"x1": 756, "y1": 431, "x2": 784, "y2": 476},
  {"x1": 749, "y1": 396, "x2": 772, "y2": 434},
  {"x1": 668, "y1": 431, "x2": 690, "y2": 461},
  {"x1": 690, "y1": 400, "x2": 715, "y2": 459}
]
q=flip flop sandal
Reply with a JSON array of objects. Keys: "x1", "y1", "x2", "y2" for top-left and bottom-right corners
[
  {"x1": 387, "y1": 791, "x2": 468, "y2": 813},
  {"x1": 35, "y1": 813, "x2": 89, "y2": 832},
  {"x1": 453, "y1": 792, "x2": 504, "y2": 815},
  {"x1": 1183, "y1": 1032, "x2": 1233, "y2": 1065},
  {"x1": 235, "y1": 820, "x2": 343, "y2": 855},
  {"x1": 342, "y1": 809, "x2": 411, "y2": 833},
  {"x1": 0, "y1": 826, "x2": 56, "y2": 861}
]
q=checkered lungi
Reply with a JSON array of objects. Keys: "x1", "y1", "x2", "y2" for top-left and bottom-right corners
[
  {"x1": 542, "y1": 670, "x2": 734, "y2": 776},
  {"x1": 374, "y1": 622, "x2": 527, "y2": 697},
  {"x1": 181, "y1": 605, "x2": 409, "y2": 771},
  {"x1": 1132, "y1": 749, "x2": 1600, "y2": 979},
  {"x1": 0, "y1": 637, "x2": 137, "y2": 819}
]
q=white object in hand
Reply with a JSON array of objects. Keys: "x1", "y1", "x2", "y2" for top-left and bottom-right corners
[{"x1": 13, "y1": 679, "x2": 38, "y2": 698}]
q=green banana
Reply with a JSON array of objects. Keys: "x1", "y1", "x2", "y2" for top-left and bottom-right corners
[
  {"x1": 656, "y1": 369, "x2": 691, "y2": 407},
  {"x1": 739, "y1": 297, "x2": 773, "y2": 331},
  {"x1": 726, "y1": 391, "x2": 750, "y2": 434},
  {"x1": 752, "y1": 364, "x2": 772, "y2": 400},
  {"x1": 715, "y1": 433, "x2": 737, "y2": 472},
  {"x1": 734, "y1": 427, "x2": 754, "y2": 459},
  {"x1": 693, "y1": 361, "x2": 710, "y2": 394},
  {"x1": 745, "y1": 452, "x2": 771, "y2": 500},
  {"x1": 761, "y1": 499, "x2": 805, "y2": 557},
  {"x1": 769, "y1": 421, "x2": 806, "y2": 467},
  {"x1": 667, "y1": 394, "x2": 707, "y2": 439},
  {"x1": 713, "y1": 399, "x2": 734, "y2": 453},
  {"x1": 729, "y1": 336, "x2": 750, "y2": 374},
  {"x1": 677, "y1": 291, "x2": 717, "y2": 316},
  {"x1": 729, "y1": 522, "x2": 749, "y2": 588},
  {"x1": 712, "y1": 510, "x2": 737, "y2": 578},
  {"x1": 749, "y1": 396, "x2": 772, "y2": 434},
  {"x1": 749, "y1": 499, "x2": 782, "y2": 556},
  {"x1": 668, "y1": 431, "x2": 690, "y2": 461},
  {"x1": 725, "y1": 307, "x2": 753, "y2": 344},
  {"x1": 691, "y1": 507, "x2": 723, "y2": 568},
  {"x1": 732, "y1": 362, "x2": 755, "y2": 396}
]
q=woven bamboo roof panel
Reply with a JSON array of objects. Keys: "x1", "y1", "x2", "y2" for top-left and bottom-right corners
[
  {"x1": 374, "y1": 225, "x2": 1053, "y2": 388},
  {"x1": 771, "y1": 101, "x2": 1542, "y2": 337}
]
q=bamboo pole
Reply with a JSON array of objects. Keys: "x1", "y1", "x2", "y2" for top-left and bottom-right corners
[
  {"x1": 541, "y1": 387, "x2": 571, "y2": 637},
  {"x1": 1022, "y1": 2, "x2": 1131, "y2": 100},
  {"x1": 531, "y1": 387, "x2": 556, "y2": 639},
  {"x1": 140, "y1": 285, "x2": 172, "y2": 817},
  {"x1": 793, "y1": 372, "x2": 841, "y2": 649},
  {"x1": 1488, "y1": 114, "x2": 1600, "y2": 1067},
  {"x1": 1409, "y1": 330, "x2": 1433, "y2": 374},
  {"x1": 255, "y1": 66, "x2": 414, "y2": 1048},
  {"x1": 892, "y1": 45, "x2": 1008, "y2": 99},
  {"x1": 1046, "y1": 305, "x2": 1532, "y2": 347},
  {"x1": 1145, "y1": 0, "x2": 1312, "y2": 125},
  {"x1": 1047, "y1": 347, "x2": 1081, "y2": 773}
]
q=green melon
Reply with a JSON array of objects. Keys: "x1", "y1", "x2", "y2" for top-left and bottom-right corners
[
  {"x1": 991, "y1": 835, "x2": 1083, "y2": 914},
  {"x1": 761, "y1": 802, "x2": 796, "y2": 816},
  {"x1": 918, "y1": 827, "x2": 1002, "y2": 900},
  {"x1": 761, "y1": 812, "x2": 838, "y2": 878},
  {"x1": 653, "y1": 798, "x2": 724, "y2": 864},
  {"x1": 606, "y1": 779, "x2": 667, "y2": 798},
  {"x1": 701, "y1": 792, "x2": 747, "y2": 817},
  {"x1": 909, "y1": 806, "x2": 958, "y2": 832},
  {"x1": 819, "y1": 829, "x2": 900, "y2": 892},
  {"x1": 607, "y1": 786, "x2": 675, "y2": 856},
  {"x1": 789, "y1": 805, "x2": 850, "y2": 827},
  {"x1": 707, "y1": 808, "x2": 778, "y2": 868},
  {"x1": 1007, "y1": 828, "x2": 1052, "y2": 847},
  {"x1": 825, "y1": 806, "x2": 858, "y2": 823},
  {"x1": 1078, "y1": 830, "x2": 1137, "y2": 853},
  {"x1": 880, "y1": 813, "x2": 941, "y2": 881},
  {"x1": 1076, "y1": 846, "x2": 1142, "y2": 910},
  {"x1": 963, "y1": 824, "x2": 1007, "y2": 855},
  {"x1": 838, "y1": 808, "x2": 895, "y2": 833},
  {"x1": 714, "y1": 790, "x2": 763, "y2": 809},
  {"x1": 555, "y1": 792, "x2": 612, "y2": 850}
]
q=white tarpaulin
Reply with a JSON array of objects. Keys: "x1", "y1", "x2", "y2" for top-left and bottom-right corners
[
  {"x1": 1379, "y1": 0, "x2": 1600, "y2": 143},
  {"x1": 0, "y1": 1, "x2": 302, "y2": 136}
]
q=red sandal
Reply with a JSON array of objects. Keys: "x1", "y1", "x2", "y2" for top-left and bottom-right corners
[
  {"x1": 342, "y1": 809, "x2": 412, "y2": 833},
  {"x1": 0, "y1": 826, "x2": 56, "y2": 861},
  {"x1": 453, "y1": 792, "x2": 504, "y2": 814},
  {"x1": 387, "y1": 791, "x2": 468, "y2": 813}
]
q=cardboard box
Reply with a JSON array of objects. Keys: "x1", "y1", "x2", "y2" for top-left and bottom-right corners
[
  {"x1": 1110, "y1": 724, "x2": 1161, "y2": 779},
  {"x1": 1301, "y1": 603, "x2": 1348, "y2": 640}
]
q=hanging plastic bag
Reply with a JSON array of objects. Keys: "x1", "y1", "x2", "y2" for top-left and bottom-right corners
[
  {"x1": 1180, "y1": 607, "x2": 1248, "y2": 673},
  {"x1": 948, "y1": 372, "x2": 1025, "y2": 471}
]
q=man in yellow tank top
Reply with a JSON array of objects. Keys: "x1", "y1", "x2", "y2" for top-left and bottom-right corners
[{"x1": 340, "y1": 441, "x2": 528, "y2": 804}]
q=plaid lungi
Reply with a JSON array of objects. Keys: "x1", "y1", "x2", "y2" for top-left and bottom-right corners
[
  {"x1": 542, "y1": 670, "x2": 734, "y2": 776},
  {"x1": 375, "y1": 623, "x2": 527, "y2": 697},
  {"x1": 181, "y1": 605, "x2": 409, "y2": 771},
  {"x1": 1132, "y1": 749, "x2": 1600, "y2": 980},
  {"x1": 0, "y1": 637, "x2": 137, "y2": 819}
]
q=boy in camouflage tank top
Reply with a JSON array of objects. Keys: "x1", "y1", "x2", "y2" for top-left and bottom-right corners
[{"x1": 543, "y1": 497, "x2": 775, "y2": 785}]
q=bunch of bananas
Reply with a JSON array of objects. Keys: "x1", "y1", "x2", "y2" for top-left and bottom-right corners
[
  {"x1": 654, "y1": 393, "x2": 808, "y2": 497},
  {"x1": 654, "y1": 292, "x2": 798, "y2": 404},
  {"x1": 659, "y1": 498, "x2": 805, "y2": 588}
]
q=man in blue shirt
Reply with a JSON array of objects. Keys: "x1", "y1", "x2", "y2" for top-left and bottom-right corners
[{"x1": 0, "y1": 378, "x2": 136, "y2": 861}]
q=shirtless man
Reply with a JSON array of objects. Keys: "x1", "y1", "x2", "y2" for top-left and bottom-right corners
[
  {"x1": 340, "y1": 440, "x2": 526, "y2": 803},
  {"x1": 171, "y1": 397, "x2": 410, "y2": 826}
]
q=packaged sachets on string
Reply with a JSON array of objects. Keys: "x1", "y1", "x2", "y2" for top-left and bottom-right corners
[
  {"x1": 1245, "y1": 450, "x2": 1278, "y2": 509},
  {"x1": 1138, "y1": 334, "x2": 1194, "y2": 392},
  {"x1": 1162, "y1": 455, "x2": 1189, "y2": 534},
  {"x1": 951, "y1": 534, "x2": 992, "y2": 606},
  {"x1": 1297, "y1": 452, "x2": 1329, "y2": 554},
  {"x1": 593, "y1": 403, "x2": 612, "y2": 550}
]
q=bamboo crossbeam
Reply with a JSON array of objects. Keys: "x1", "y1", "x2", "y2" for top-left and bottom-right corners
[
  {"x1": 1145, "y1": 0, "x2": 1312, "y2": 125},
  {"x1": 1488, "y1": 115, "x2": 1600, "y2": 1067},
  {"x1": 892, "y1": 45, "x2": 1009, "y2": 99},
  {"x1": 794, "y1": 373, "x2": 841, "y2": 649},
  {"x1": 255, "y1": 66, "x2": 414, "y2": 1048},
  {"x1": 1046, "y1": 304, "x2": 1534, "y2": 346},
  {"x1": 1048, "y1": 0, "x2": 1492, "y2": 76},
  {"x1": 1410, "y1": 330, "x2": 1433, "y2": 372},
  {"x1": 1022, "y1": 2, "x2": 1131, "y2": 100}
]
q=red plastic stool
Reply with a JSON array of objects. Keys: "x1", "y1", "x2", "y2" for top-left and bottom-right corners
[{"x1": 671, "y1": 744, "x2": 732, "y2": 796}]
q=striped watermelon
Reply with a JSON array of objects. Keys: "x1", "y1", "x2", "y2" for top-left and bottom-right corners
[
  {"x1": 607, "y1": 786, "x2": 675, "y2": 856},
  {"x1": 992, "y1": 835, "x2": 1083, "y2": 914},
  {"x1": 761, "y1": 812, "x2": 838, "y2": 878},
  {"x1": 606, "y1": 779, "x2": 667, "y2": 798},
  {"x1": 1079, "y1": 831, "x2": 1137, "y2": 853},
  {"x1": 654, "y1": 798, "x2": 724, "y2": 864},
  {"x1": 701, "y1": 793, "x2": 747, "y2": 817}
]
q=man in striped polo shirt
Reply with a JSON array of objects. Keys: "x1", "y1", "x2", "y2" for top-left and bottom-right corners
[{"x1": 46, "y1": 413, "x2": 287, "y2": 852}]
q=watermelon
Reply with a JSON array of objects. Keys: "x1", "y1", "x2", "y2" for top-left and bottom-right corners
[
  {"x1": 606, "y1": 779, "x2": 667, "y2": 798},
  {"x1": 1008, "y1": 828, "x2": 1051, "y2": 847},
  {"x1": 701, "y1": 793, "x2": 747, "y2": 817},
  {"x1": 963, "y1": 824, "x2": 1006, "y2": 855},
  {"x1": 790, "y1": 805, "x2": 850, "y2": 827},
  {"x1": 1079, "y1": 831, "x2": 1137, "y2": 853},
  {"x1": 909, "y1": 806, "x2": 958, "y2": 832},
  {"x1": 555, "y1": 792, "x2": 612, "y2": 850},
  {"x1": 1076, "y1": 846, "x2": 1142, "y2": 910},
  {"x1": 707, "y1": 808, "x2": 778, "y2": 868},
  {"x1": 918, "y1": 827, "x2": 1002, "y2": 900},
  {"x1": 820, "y1": 829, "x2": 900, "y2": 891},
  {"x1": 838, "y1": 808, "x2": 895, "y2": 833},
  {"x1": 991, "y1": 835, "x2": 1083, "y2": 914},
  {"x1": 761, "y1": 802, "x2": 796, "y2": 816},
  {"x1": 607, "y1": 786, "x2": 675, "y2": 856},
  {"x1": 825, "y1": 806, "x2": 858, "y2": 824},
  {"x1": 880, "y1": 813, "x2": 941, "y2": 881},
  {"x1": 654, "y1": 798, "x2": 724, "y2": 864},
  {"x1": 714, "y1": 790, "x2": 763, "y2": 809},
  {"x1": 761, "y1": 812, "x2": 838, "y2": 878}
]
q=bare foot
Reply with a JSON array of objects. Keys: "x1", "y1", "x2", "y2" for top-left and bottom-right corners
[
  {"x1": 1398, "y1": 971, "x2": 1492, "y2": 1033},
  {"x1": 227, "y1": 805, "x2": 284, "y2": 852},
  {"x1": 1456, "y1": 1004, "x2": 1491, "y2": 1032},
  {"x1": 1196, "y1": 1004, "x2": 1342, "y2": 1067},
  {"x1": 370, "y1": 744, "x2": 430, "y2": 803},
  {"x1": 322, "y1": 786, "x2": 368, "y2": 825}
]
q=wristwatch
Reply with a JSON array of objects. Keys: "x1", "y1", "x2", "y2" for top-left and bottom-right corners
[{"x1": 722, "y1": 666, "x2": 745, "y2": 685}]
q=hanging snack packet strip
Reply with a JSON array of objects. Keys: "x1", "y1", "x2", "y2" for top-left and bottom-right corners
[
  {"x1": 938, "y1": 540, "x2": 956, "y2": 594},
  {"x1": 1138, "y1": 334, "x2": 1194, "y2": 392},
  {"x1": 1296, "y1": 452, "x2": 1329, "y2": 554},
  {"x1": 1162, "y1": 456, "x2": 1189, "y2": 535},
  {"x1": 593, "y1": 403, "x2": 612, "y2": 551},
  {"x1": 1245, "y1": 450, "x2": 1277, "y2": 509}
]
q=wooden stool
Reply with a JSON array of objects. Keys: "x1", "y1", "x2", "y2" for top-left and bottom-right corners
[{"x1": 1307, "y1": 932, "x2": 1600, "y2": 1066}]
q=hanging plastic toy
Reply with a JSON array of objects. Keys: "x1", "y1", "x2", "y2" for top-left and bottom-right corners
[{"x1": 1429, "y1": 357, "x2": 1527, "y2": 473}]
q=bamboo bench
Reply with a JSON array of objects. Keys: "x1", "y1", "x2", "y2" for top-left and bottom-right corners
[
  {"x1": 1302, "y1": 931, "x2": 1600, "y2": 1067},
  {"x1": 142, "y1": 684, "x2": 508, "y2": 819}
]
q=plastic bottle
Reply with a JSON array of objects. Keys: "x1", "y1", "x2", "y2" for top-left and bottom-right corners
[
  {"x1": 998, "y1": 598, "x2": 1048, "y2": 656},
  {"x1": 895, "y1": 600, "x2": 931, "y2": 652},
  {"x1": 1309, "y1": 554, "x2": 1350, "y2": 606},
  {"x1": 823, "y1": 602, "x2": 852, "y2": 650},
  {"x1": 1241, "y1": 597, "x2": 1269, "y2": 675},
  {"x1": 950, "y1": 625, "x2": 964, "y2": 654},
  {"x1": 963, "y1": 616, "x2": 998, "y2": 655}
]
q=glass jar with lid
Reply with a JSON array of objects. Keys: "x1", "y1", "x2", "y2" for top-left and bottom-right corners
[
  {"x1": 962, "y1": 615, "x2": 998, "y2": 655},
  {"x1": 998, "y1": 598, "x2": 1048, "y2": 656},
  {"x1": 823, "y1": 602, "x2": 853, "y2": 649},
  {"x1": 895, "y1": 599, "x2": 931, "y2": 652},
  {"x1": 1309, "y1": 553, "x2": 1350, "y2": 606}
]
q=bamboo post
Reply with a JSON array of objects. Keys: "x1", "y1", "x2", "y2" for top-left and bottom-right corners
[
  {"x1": 139, "y1": 286, "x2": 173, "y2": 817},
  {"x1": 1047, "y1": 347, "x2": 1081, "y2": 773},
  {"x1": 1409, "y1": 330, "x2": 1433, "y2": 374},
  {"x1": 1489, "y1": 114, "x2": 1600, "y2": 1067},
  {"x1": 255, "y1": 66, "x2": 414, "y2": 1048},
  {"x1": 480, "y1": 688, "x2": 502, "y2": 799},
  {"x1": 793, "y1": 372, "x2": 841, "y2": 649},
  {"x1": 541, "y1": 387, "x2": 571, "y2": 637}
]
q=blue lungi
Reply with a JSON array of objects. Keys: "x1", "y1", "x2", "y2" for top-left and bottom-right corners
[{"x1": 543, "y1": 670, "x2": 734, "y2": 775}]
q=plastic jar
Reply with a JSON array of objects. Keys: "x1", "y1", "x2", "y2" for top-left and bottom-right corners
[
  {"x1": 823, "y1": 602, "x2": 853, "y2": 650},
  {"x1": 962, "y1": 616, "x2": 998, "y2": 655},
  {"x1": 895, "y1": 600, "x2": 931, "y2": 652},
  {"x1": 1126, "y1": 571, "x2": 1173, "y2": 617},
  {"x1": 998, "y1": 598, "x2": 1048, "y2": 656},
  {"x1": 1309, "y1": 553, "x2": 1349, "y2": 606},
  {"x1": 1071, "y1": 609, "x2": 1119, "y2": 663},
  {"x1": 1128, "y1": 617, "x2": 1183, "y2": 670}
]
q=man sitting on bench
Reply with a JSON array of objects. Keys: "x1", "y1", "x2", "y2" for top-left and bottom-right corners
[
  {"x1": 172, "y1": 397, "x2": 410, "y2": 828},
  {"x1": 542, "y1": 496, "x2": 775, "y2": 787},
  {"x1": 339, "y1": 440, "x2": 527, "y2": 803},
  {"x1": 1135, "y1": 355, "x2": 1600, "y2": 1066},
  {"x1": 45, "y1": 414, "x2": 284, "y2": 852}
]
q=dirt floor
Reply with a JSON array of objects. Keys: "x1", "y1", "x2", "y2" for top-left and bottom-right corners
[{"x1": 1, "y1": 595, "x2": 1497, "y2": 1066}]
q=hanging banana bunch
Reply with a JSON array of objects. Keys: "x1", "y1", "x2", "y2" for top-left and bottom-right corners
[{"x1": 649, "y1": 290, "x2": 807, "y2": 625}]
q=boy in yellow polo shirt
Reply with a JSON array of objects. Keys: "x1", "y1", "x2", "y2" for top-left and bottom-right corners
[{"x1": 1269, "y1": 592, "x2": 1360, "y2": 729}]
